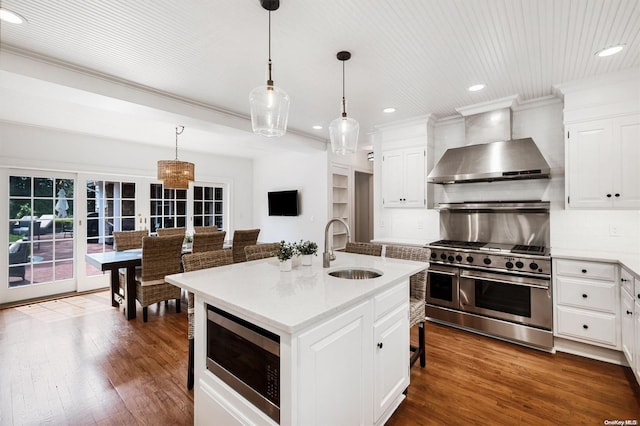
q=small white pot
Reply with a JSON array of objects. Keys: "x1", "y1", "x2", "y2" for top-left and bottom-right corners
[
  {"x1": 301, "y1": 254, "x2": 313, "y2": 266},
  {"x1": 279, "y1": 258, "x2": 293, "y2": 272}
]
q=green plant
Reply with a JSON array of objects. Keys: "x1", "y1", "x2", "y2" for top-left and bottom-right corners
[
  {"x1": 296, "y1": 240, "x2": 318, "y2": 256},
  {"x1": 183, "y1": 235, "x2": 193, "y2": 244},
  {"x1": 277, "y1": 240, "x2": 295, "y2": 261}
]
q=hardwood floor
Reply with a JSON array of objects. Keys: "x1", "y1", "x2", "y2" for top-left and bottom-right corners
[{"x1": 1, "y1": 291, "x2": 638, "y2": 425}]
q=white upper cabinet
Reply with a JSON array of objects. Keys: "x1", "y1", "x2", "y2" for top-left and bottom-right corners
[
  {"x1": 381, "y1": 147, "x2": 425, "y2": 208},
  {"x1": 567, "y1": 114, "x2": 640, "y2": 209}
]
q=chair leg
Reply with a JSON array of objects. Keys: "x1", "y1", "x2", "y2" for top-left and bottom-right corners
[
  {"x1": 143, "y1": 306, "x2": 148, "y2": 322},
  {"x1": 419, "y1": 321, "x2": 426, "y2": 368},
  {"x1": 176, "y1": 299, "x2": 181, "y2": 313},
  {"x1": 187, "y1": 339, "x2": 194, "y2": 390}
]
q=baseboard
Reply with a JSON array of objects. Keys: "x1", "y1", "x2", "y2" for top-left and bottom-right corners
[{"x1": 554, "y1": 337, "x2": 628, "y2": 366}]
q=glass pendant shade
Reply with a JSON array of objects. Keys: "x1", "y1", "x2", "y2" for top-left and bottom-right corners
[
  {"x1": 329, "y1": 115, "x2": 359, "y2": 155},
  {"x1": 249, "y1": 84, "x2": 290, "y2": 137},
  {"x1": 157, "y1": 160, "x2": 194, "y2": 190}
]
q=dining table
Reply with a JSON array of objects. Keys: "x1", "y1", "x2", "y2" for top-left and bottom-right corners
[{"x1": 85, "y1": 250, "x2": 142, "y2": 320}]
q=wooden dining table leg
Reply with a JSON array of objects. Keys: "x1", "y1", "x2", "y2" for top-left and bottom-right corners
[
  {"x1": 109, "y1": 268, "x2": 119, "y2": 307},
  {"x1": 124, "y1": 266, "x2": 137, "y2": 320}
]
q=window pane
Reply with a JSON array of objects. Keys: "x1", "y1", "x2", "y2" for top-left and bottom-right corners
[
  {"x1": 55, "y1": 240, "x2": 73, "y2": 261},
  {"x1": 10, "y1": 176, "x2": 31, "y2": 197},
  {"x1": 55, "y1": 260, "x2": 73, "y2": 280},
  {"x1": 151, "y1": 184, "x2": 163, "y2": 199},
  {"x1": 194, "y1": 186, "x2": 203, "y2": 200},
  {"x1": 215, "y1": 188, "x2": 223, "y2": 200},
  {"x1": 122, "y1": 183, "x2": 135, "y2": 198},
  {"x1": 176, "y1": 190, "x2": 187, "y2": 199},
  {"x1": 205, "y1": 187, "x2": 214, "y2": 200},
  {"x1": 122, "y1": 218, "x2": 135, "y2": 231},
  {"x1": 34, "y1": 177, "x2": 54, "y2": 197}
]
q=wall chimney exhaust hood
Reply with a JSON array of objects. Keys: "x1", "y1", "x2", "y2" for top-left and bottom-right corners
[{"x1": 427, "y1": 104, "x2": 551, "y2": 184}]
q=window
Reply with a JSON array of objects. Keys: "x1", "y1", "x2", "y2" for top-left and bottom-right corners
[
  {"x1": 150, "y1": 184, "x2": 187, "y2": 232},
  {"x1": 8, "y1": 175, "x2": 74, "y2": 287},
  {"x1": 193, "y1": 185, "x2": 224, "y2": 229}
]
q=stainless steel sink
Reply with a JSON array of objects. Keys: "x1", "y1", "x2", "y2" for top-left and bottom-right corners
[{"x1": 328, "y1": 268, "x2": 383, "y2": 280}]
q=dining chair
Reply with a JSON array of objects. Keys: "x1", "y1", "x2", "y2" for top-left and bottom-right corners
[
  {"x1": 156, "y1": 227, "x2": 186, "y2": 237},
  {"x1": 191, "y1": 230, "x2": 226, "y2": 253},
  {"x1": 345, "y1": 241, "x2": 383, "y2": 257},
  {"x1": 135, "y1": 235, "x2": 184, "y2": 322},
  {"x1": 193, "y1": 225, "x2": 219, "y2": 234},
  {"x1": 231, "y1": 228, "x2": 260, "y2": 263},
  {"x1": 244, "y1": 242, "x2": 280, "y2": 261},
  {"x1": 182, "y1": 249, "x2": 233, "y2": 389},
  {"x1": 384, "y1": 245, "x2": 429, "y2": 368},
  {"x1": 113, "y1": 230, "x2": 148, "y2": 251}
]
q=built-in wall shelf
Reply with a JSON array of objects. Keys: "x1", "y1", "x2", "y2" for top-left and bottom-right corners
[{"x1": 330, "y1": 164, "x2": 352, "y2": 250}]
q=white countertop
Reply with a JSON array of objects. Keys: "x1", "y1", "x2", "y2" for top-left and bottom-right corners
[
  {"x1": 166, "y1": 252, "x2": 427, "y2": 334},
  {"x1": 551, "y1": 248, "x2": 640, "y2": 278}
]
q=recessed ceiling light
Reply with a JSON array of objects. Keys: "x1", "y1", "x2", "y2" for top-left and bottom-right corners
[
  {"x1": 312, "y1": 125, "x2": 323, "y2": 130},
  {"x1": 0, "y1": 8, "x2": 25, "y2": 24},
  {"x1": 596, "y1": 45, "x2": 625, "y2": 57},
  {"x1": 468, "y1": 84, "x2": 485, "y2": 92},
  {"x1": 383, "y1": 107, "x2": 396, "y2": 113}
]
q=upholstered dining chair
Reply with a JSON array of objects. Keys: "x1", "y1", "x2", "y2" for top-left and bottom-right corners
[
  {"x1": 244, "y1": 242, "x2": 280, "y2": 261},
  {"x1": 113, "y1": 230, "x2": 148, "y2": 251},
  {"x1": 182, "y1": 249, "x2": 233, "y2": 389},
  {"x1": 156, "y1": 227, "x2": 186, "y2": 237},
  {"x1": 345, "y1": 241, "x2": 383, "y2": 257},
  {"x1": 191, "y1": 231, "x2": 226, "y2": 253},
  {"x1": 135, "y1": 235, "x2": 184, "y2": 322},
  {"x1": 193, "y1": 225, "x2": 219, "y2": 234},
  {"x1": 231, "y1": 228, "x2": 260, "y2": 263},
  {"x1": 384, "y1": 245, "x2": 429, "y2": 368}
]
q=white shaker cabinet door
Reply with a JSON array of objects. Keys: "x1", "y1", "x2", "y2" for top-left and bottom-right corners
[{"x1": 615, "y1": 114, "x2": 640, "y2": 209}]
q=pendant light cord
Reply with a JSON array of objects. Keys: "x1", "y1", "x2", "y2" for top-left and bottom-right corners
[
  {"x1": 267, "y1": 10, "x2": 273, "y2": 86},
  {"x1": 341, "y1": 60, "x2": 347, "y2": 117},
  {"x1": 175, "y1": 125, "x2": 184, "y2": 160}
]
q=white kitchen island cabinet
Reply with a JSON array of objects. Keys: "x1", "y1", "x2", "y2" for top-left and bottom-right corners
[{"x1": 166, "y1": 252, "x2": 427, "y2": 426}]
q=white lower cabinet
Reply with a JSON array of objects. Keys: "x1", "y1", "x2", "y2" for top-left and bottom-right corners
[
  {"x1": 620, "y1": 267, "x2": 639, "y2": 384},
  {"x1": 621, "y1": 285, "x2": 634, "y2": 364},
  {"x1": 553, "y1": 258, "x2": 620, "y2": 350},
  {"x1": 635, "y1": 298, "x2": 640, "y2": 382}
]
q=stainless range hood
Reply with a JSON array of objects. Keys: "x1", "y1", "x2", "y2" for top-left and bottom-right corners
[
  {"x1": 427, "y1": 138, "x2": 551, "y2": 184},
  {"x1": 427, "y1": 107, "x2": 551, "y2": 184}
]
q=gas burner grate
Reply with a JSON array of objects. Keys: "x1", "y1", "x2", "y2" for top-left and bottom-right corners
[
  {"x1": 430, "y1": 240, "x2": 486, "y2": 249},
  {"x1": 512, "y1": 245, "x2": 546, "y2": 254}
]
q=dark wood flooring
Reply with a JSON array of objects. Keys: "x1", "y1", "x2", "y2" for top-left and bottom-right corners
[{"x1": 1, "y1": 290, "x2": 638, "y2": 425}]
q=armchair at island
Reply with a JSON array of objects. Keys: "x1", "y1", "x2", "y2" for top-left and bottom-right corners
[{"x1": 9, "y1": 240, "x2": 29, "y2": 281}]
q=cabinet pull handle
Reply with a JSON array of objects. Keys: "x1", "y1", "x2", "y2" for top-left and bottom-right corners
[
  {"x1": 377, "y1": 342, "x2": 383, "y2": 349},
  {"x1": 637, "y1": 294, "x2": 640, "y2": 299},
  {"x1": 582, "y1": 293, "x2": 588, "y2": 298},
  {"x1": 615, "y1": 193, "x2": 620, "y2": 197},
  {"x1": 606, "y1": 193, "x2": 612, "y2": 198},
  {"x1": 621, "y1": 278, "x2": 628, "y2": 282},
  {"x1": 582, "y1": 324, "x2": 589, "y2": 330},
  {"x1": 581, "y1": 269, "x2": 587, "y2": 273},
  {"x1": 627, "y1": 310, "x2": 633, "y2": 315}
]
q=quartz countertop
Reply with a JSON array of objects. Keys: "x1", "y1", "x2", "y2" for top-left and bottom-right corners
[
  {"x1": 166, "y1": 252, "x2": 427, "y2": 334},
  {"x1": 551, "y1": 248, "x2": 640, "y2": 278}
]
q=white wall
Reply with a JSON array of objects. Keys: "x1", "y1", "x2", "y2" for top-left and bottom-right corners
[{"x1": 253, "y1": 150, "x2": 329, "y2": 246}]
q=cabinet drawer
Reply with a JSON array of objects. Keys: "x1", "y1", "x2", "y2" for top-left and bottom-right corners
[
  {"x1": 374, "y1": 281, "x2": 408, "y2": 321},
  {"x1": 555, "y1": 259, "x2": 616, "y2": 281},
  {"x1": 556, "y1": 306, "x2": 618, "y2": 348},
  {"x1": 556, "y1": 276, "x2": 617, "y2": 313},
  {"x1": 621, "y1": 267, "x2": 634, "y2": 296}
]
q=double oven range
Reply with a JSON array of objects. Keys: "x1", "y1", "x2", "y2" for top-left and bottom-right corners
[{"x1": 425, "y1": 202, "x2": 553, "y2": 350}]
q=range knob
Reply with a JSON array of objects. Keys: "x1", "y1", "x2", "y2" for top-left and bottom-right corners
[
  {"x1": 506, "y1": 261, "x2": 514, "y2": 269},
  {"x1": 430, "y1": 252, "x2": 437, "y2": 259},
  {"x1": 515, "y1": 261, "x2": 524, "y2": 269},
  {"x1": 447, "y1": 255, "x2": 454, "y2": 262},
  {"x1": 455, "y1": 255, "x2": 463, "y2": 262},
  {"x1": 483, "y1": 258, "x2": 492, "y2": 265},
  {"x1": 466, "y1": 256, "x2": 474, "y2": 263},
  {"x1": 530, "y1": 262, "x2": 539, "y2": 270},
  {"x1": 440, "y1": 253, "x2": 447, "y2": 260}
]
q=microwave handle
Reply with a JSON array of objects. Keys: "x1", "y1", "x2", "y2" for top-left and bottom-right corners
[
  {"x1": 461, "y1": 273, "x2": 549, "y2": 290},
  {"x1": 208, "y1": 310, "x2": 280, "y2": 356}
]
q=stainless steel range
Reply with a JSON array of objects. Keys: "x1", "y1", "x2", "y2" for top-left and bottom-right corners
[{"x1": 425, "y1": 201, "x2": 553, "y2": 350}]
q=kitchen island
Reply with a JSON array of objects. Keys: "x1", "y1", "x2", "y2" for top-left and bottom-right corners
[{"x1": 166, "y1": 251, "x2": 427, "y2": 426}]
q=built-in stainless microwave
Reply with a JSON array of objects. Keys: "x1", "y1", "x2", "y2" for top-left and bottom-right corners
[{"x1": 206, "y1": 304, "x2": 280, "y2": 423}]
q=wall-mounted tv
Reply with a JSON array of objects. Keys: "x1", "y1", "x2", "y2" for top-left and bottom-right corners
[{"x1": 268, "y1": 190, "x2": 299, "y2": 216}]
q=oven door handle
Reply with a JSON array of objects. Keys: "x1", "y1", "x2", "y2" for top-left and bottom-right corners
[
  {"x1": 428, "y1": 270, "x2": 458, "y2": 277},
  {"x1": 461, "y1": 273, "x2": 549, "y2": 290}
]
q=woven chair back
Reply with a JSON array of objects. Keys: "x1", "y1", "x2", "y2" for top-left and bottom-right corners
[
  {"x1": 245, "y1": 242, "x2": 280, "y2": 261},
  {"x1": 193, "y1": 225, "x2": 219, "y2": 234},
  {"x1": 140, "y1": 235, "x2": 184, "y2": 281},
  {"x1": 345, "y1": 242, "x2": 383, "y2": 257},
  {"x1": 113, "y1": 230, "x2": 149, "y2": 251},
  {"x1": 182, "y1": 249, "x2": 233, "y2": 273},
  {"x1": 156, "y1": 227, "x2": 186, "y2": 237},
  {"x1": 231, "y1": 228, "x2": 260, "y2": 263},
  {"x1": 192, "y1": 231, "x2": 226, "y2": 253},
  {"x1": 385, "y1": 245, "x2": 429, "y2": 324}
]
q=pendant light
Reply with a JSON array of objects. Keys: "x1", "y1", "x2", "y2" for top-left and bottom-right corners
[
  {"x1": 157, "y1": 126, "x2": 195, "y2": 190},
  {"x1": 329, "y1": 51, "x2": 359, "y2": 155},
  {"x1": 249, "y1": 0, "x2": 290, "y2": 138}
]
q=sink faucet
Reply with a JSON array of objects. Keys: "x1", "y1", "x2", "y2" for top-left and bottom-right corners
[{"x1": 323, "y1": 218, "x2": 351, "y2": 268}]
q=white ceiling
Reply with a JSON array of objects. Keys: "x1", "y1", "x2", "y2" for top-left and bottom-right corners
[{"x1": 0, "y1": 0, "x2": 639, "y2": 158}]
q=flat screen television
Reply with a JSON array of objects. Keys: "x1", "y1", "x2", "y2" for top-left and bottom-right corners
[{"x1": 268, "y1": 190, "x2": 299, "y2": 216}]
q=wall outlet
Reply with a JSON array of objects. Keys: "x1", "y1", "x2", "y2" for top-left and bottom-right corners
[
  {"x1": 609, "y1": 225, "x2": 620, "y2": 237},
  {"x1": 417, "y1": 220, "x2": 424, "y2": 229},
  {"x1": 380, "y1": 219, "x2": 385, "y2": 228}
]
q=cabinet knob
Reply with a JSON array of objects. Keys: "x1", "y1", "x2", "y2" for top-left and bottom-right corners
[
  {"x1": 377, "y1": 342, "x2": 384, "y2": 349},
  {"x1": 615, "y1": 193, "x2": 620, "y2": 197},
  {"x1": 606, "y1": 193, "x2": 612, "y2": 198},
  {"x1": 581, "y1": 269, "x2": 587, "y2": 273},
  {"x1": 621, "y1": 278, "x2": 628, "y2": 282},
  {"x1": 582, "y1": 293, "x2": 588, "y2": 298},
  {"x1": 637, "y1": 294, "x2": 640, "y2": 299},
  {"x1": 627, "y1": 310, "x2": 633, "y2": 315},
  {"x1": 582, "y1": 324, "x2": 589, "y2": 330}
]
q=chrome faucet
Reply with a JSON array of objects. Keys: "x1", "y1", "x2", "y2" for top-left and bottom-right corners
[{"x1": 323, "y1": 218, "x2": 351, "y2": 268}]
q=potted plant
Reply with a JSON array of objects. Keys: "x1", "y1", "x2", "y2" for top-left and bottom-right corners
[
  {"x1": 183, "y1": 234, "x2": 193, "y2": 250},
  {"x1": 296, "y1": 240, "x2": 318, "y2": 266},
  {"x1": 277, "y1": 240, "x2": 295, "y2": 272}
]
